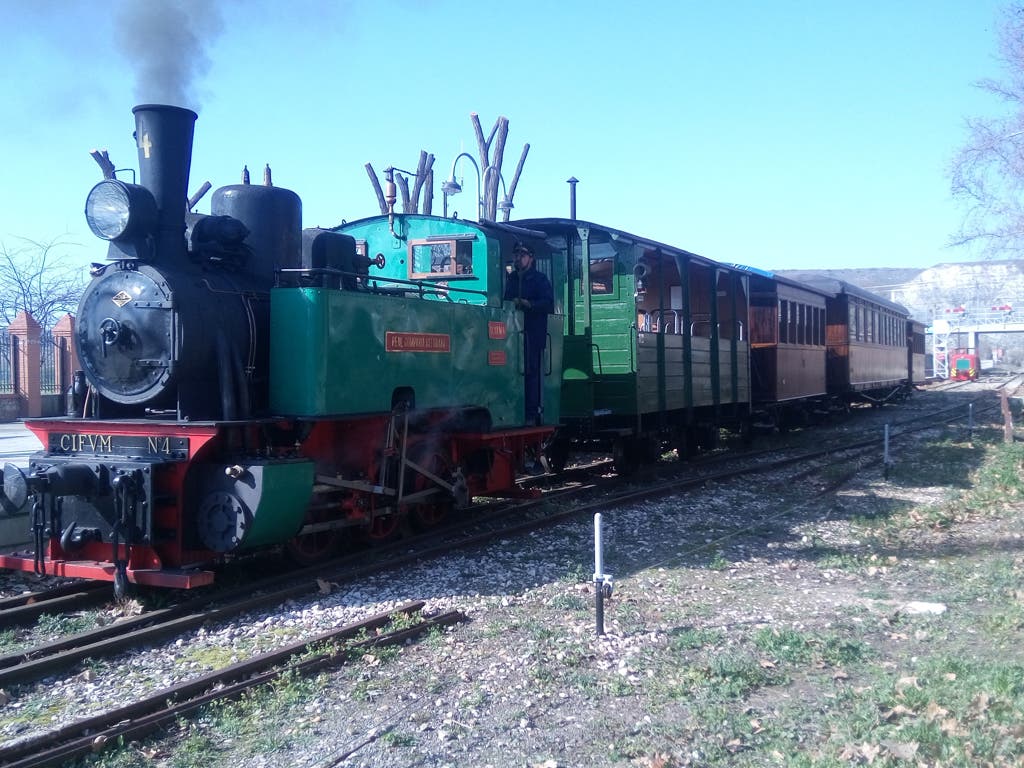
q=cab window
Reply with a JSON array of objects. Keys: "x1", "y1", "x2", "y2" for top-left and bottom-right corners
[{"x1": 409, "y1": 237, "x2": 475, "y2": 279}]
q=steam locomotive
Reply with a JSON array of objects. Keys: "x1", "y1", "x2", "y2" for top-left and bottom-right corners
[
  {"x1": 0, "y1": 105, "x2": 923, "y2": 596},
  {"x1": 0, "y1": 105, "x2": 555, "y2": 596}
]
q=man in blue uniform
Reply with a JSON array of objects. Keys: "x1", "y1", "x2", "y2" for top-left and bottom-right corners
[{"x1": 504, "y1": 242, "x2": 554, "y2": 425}]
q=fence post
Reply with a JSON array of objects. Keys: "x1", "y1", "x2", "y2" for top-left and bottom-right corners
[
  {"x1": 52, "y1": 313, "x2": 78, "y2": 395},
  {"x1": 7, "y1": 311, "x2": 41, "y2": 418}
]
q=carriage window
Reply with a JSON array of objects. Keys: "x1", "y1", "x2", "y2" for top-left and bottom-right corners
[
  {"x1": 574, "y1": 234, "x2": 619, "y2": 296},
  {"x1": 779, "y1": 301, "x2": 788, "y2": 343},
  {"x1": 409, "y1": 238, "x2": 474, "y2": 279},
  {"x1": 589, "y1": 257, "x2": 614, "y2": 294}
]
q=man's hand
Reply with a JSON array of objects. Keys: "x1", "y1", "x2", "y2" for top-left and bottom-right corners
[{"x1": 514, "y1": 298, "x2": 532, "y2": 309}]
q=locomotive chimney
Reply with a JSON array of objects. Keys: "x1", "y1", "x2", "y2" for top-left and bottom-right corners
[{"x1": 132, "y1": 104, "x2": 198, "y2": 264}]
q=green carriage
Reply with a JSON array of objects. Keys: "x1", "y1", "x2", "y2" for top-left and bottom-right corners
[{"x1": 516, "y1": 219, "x2": 752, "y2": 471}]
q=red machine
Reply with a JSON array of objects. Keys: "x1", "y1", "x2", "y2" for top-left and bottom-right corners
[{"x1": 950, "y1": 350, "x2": 980, "y2": 381}]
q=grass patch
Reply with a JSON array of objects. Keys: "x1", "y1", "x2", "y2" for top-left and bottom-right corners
[
  {"x1": 35, "y1": 612, "x2": 99, "y2": 639},
  {"x1": 668, "y1": 627, "x2": 723, "y2": 652}
]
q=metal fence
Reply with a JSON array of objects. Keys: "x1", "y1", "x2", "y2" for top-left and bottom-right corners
[
  {"x1": 0, "y1": 327, "x2": 68, "y2": 396},
  {"x1": 0, "y1": 329, "x2": 13, "y2": 395},
  {"x1": 40, "y1": 330, "x2": 63, "y2": 395}
]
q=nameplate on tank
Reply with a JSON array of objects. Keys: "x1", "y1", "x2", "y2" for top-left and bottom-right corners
[
  {"x1": 385, "y1": 332, "x2": 451, "y2": 353},
  {"x1": 48, "y1": 433, "x2": 190, "y2": 458}
]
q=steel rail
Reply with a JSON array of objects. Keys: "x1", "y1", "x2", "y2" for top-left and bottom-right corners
[
  {"x1": 0, "y1": 584, "x2": 112, "y2": 629},
  {"x1": 0, "y1": 603, "x2": 465, "y2": 768}
]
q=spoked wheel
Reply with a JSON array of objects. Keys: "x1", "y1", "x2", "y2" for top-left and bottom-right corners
[
  {"x1": 285, "y1": 509, "x2": 343, "y2": 565},
  {"x1": 365, "y1": 509, "x2": 401, "y2": 544},
  {"x1": 404, "y1": 447, "x2": 454, "y2": 532},
  {"x1": 360, "y1": 455, "x2": 404, "y2": 545}
]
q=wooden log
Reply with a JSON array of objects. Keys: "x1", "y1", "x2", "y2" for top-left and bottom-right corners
[
  {"x1": 396, "y1": 173, "x2": 412, "y2": 213},
  {"x1": 483, "y1": 118, "x2": 508, "y2": 220},
  {"x1": 187, "y1": 181, "x2": 212, "y2": 211},
  {"x1": 89, "y1": 149, "x2": 115, "y2": 179},
  {"x1": 365, "y1": 163, "x2": 388, "y2": 214},
  {"x1": 423, "y1": 169, "x2": 434, "y2": 215},
  {"x1": 409, "y1": 151, "x2": 435, "y2": 214},
  {"x1": 503, "y1": 143, "x2": 530, "y2": 222}
]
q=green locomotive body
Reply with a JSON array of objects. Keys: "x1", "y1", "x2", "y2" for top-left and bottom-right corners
[{"x1": 277, "y1": 215, "x2": 564, "y2": 427}]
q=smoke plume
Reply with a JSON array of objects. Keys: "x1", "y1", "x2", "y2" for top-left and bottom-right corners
[{"x1": 115, "y1": 0, "x2": 225, "y2": 109}]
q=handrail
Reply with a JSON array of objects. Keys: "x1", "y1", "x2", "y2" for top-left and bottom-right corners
[
  {"x1": 276, "y1": 267, "x2": 489, "y2": 298},
  {"x1": 636, "y1": 311, "x2": 745, "y2": 340},
  {"x1": 652, "y1": 309, "x2": 679, "y2": 334}
]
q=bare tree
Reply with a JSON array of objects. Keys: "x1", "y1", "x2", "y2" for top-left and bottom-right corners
[
  {"x1": 0, "y1": 236, "x2": 86, "y2": 329},
  {"x1": 950, "y1": 5, "x2": 1024, "y2": 257}
]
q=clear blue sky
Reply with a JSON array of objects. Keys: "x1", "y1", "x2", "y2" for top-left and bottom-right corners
[{"x1": 0, "y1": 0, "x2": 1010, "y2": 273}]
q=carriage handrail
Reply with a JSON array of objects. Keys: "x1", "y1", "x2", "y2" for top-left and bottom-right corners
[
  {"x1": 689, "y1": 318, "x2": 745, "y2": 340},
  {"x1": 651, "y1": 309, "x2": 679, "y2": 334}
]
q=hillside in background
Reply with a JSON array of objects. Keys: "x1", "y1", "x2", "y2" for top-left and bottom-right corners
[
  {"x1": 777, "y1": 261, "x2": 1024, "y2": 366},
  {"x1": 775, "y1": 261, "x2": 1024, "y2": 323}
]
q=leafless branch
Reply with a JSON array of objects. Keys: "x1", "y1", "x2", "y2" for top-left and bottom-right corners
[
  {"x1": 949, "y1": 4, "x2": 1024, "y2": 257},
  {"x1": 0, "y1": 235, "x2": 86, "y2": 329}
]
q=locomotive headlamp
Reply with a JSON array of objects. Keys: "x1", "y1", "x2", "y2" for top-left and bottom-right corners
[{"x1": 84, "y1": 180, "x2": 158, "y2": 242}]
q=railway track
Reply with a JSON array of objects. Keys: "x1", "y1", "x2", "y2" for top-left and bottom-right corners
[
  {"x1": 0, "y1": 602, "x2": 466, "y2": 768},
  {"x1": 0, "y1": 383, "x2": 1011, "y2": 763},
  {"x1": 0, "y1": 581, "x2": 111, "y2": 629},
  {"x1": 0, "y1": 387, "x2": 997, "y2": 681}
]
